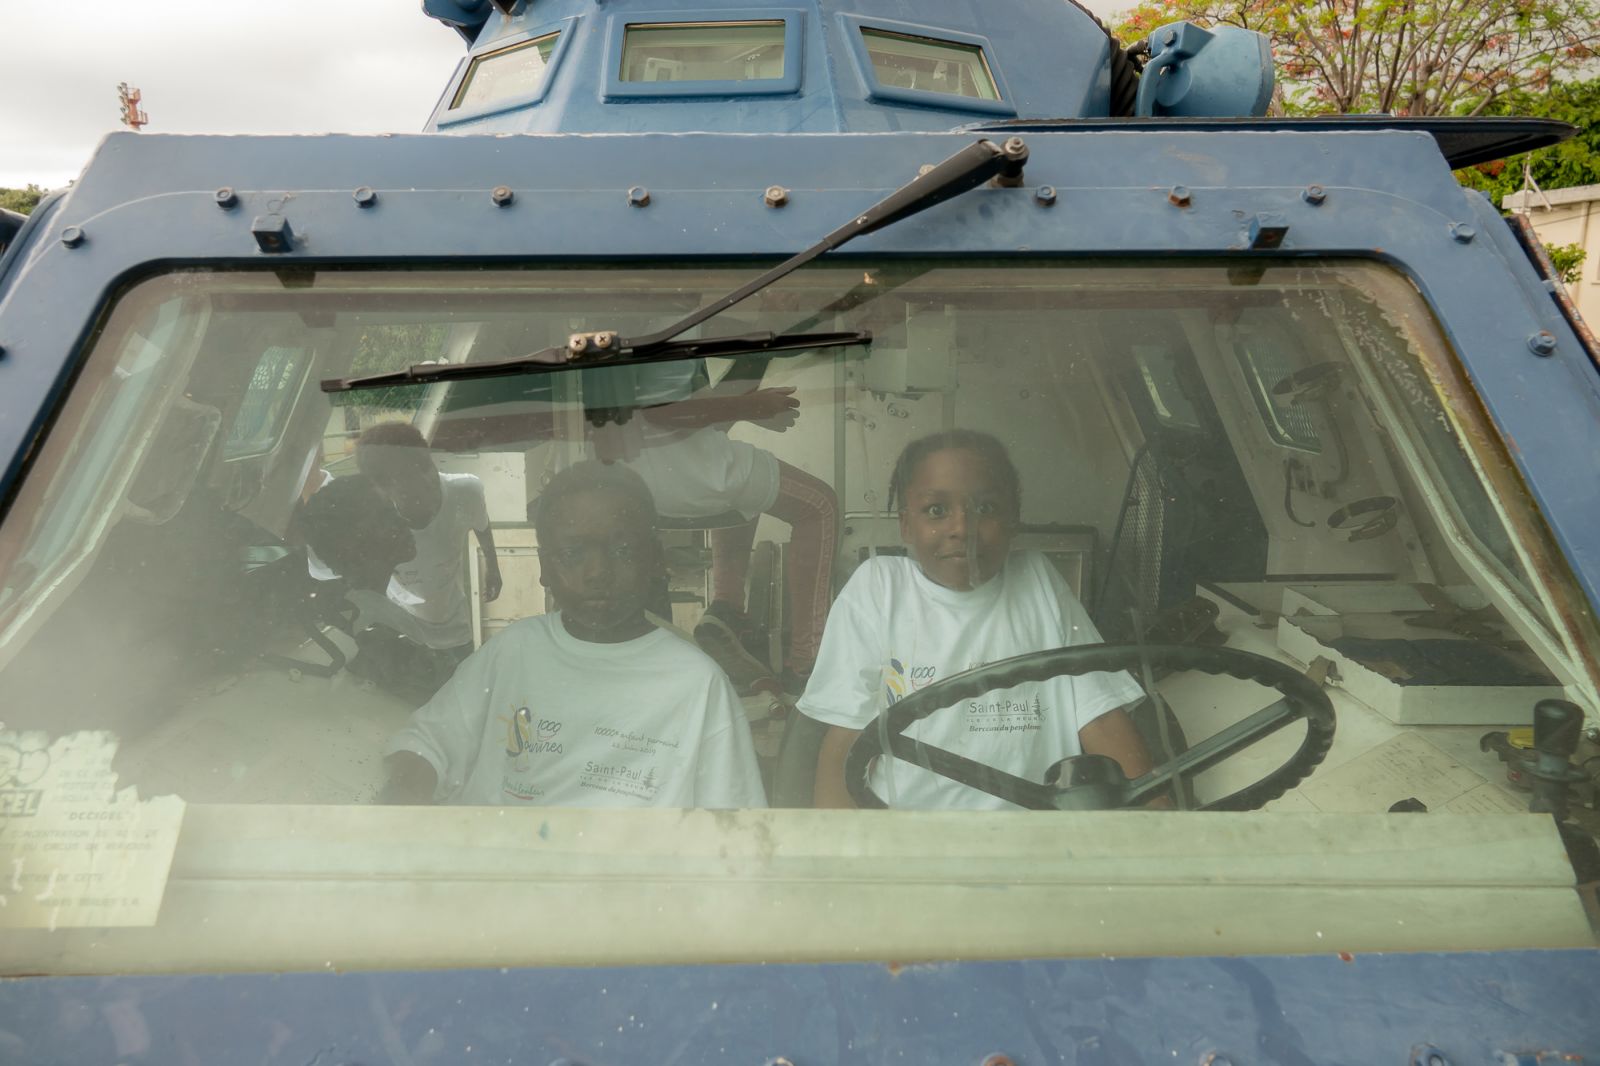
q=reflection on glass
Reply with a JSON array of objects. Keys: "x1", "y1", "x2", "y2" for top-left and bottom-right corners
[
  {"x1": 620, "y1": 21, "x2": 785, "y2": 82},
  {"x1": 451, "y1": 32, "x2": 559, "y2": 111},
  {"x1": 861, "y1": 28, "x2": 998, "y2": 100}
]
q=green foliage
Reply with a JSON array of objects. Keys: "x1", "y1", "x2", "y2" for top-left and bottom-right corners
[
  {"x1": 1111, "y1": 0, "x2": 1600, "y2": 117},
  {"x1": 1455, "y1": 80, "x2": 1600, "y2": 203},
  {"x1": 0, "y1": 185, "x2": 46, "y2": 215},
  {"x1": 329, "y1": 322, "x2": 450, "y2": 412},
  {"x1": 1546, "y1": 241, "x2": 1588, "y2": 285}
]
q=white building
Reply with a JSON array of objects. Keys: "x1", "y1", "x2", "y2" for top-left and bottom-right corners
[{"x1": 1503, "y1": 183, "x2": 1600, "y2": 328}]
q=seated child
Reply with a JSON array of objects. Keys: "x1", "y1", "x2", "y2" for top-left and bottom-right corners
[
  {"x1": 356, "y1": 422, "x2": 502, "y2": 653},
  {"x1": 379, "y1": 460, "x2": 768, "y2": 808},
  {"x1": 800, "y1": 429, "x2": 1156, "y2": 810},
  {"x1": 590, "y1": 360, "x2": 837, "y2": 696},
  {"x1": 298, "y1": 475, "x2": 465, "y2": 701}
]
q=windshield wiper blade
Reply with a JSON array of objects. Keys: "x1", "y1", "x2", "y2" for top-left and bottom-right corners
[
  {"x1": 321, "y1": 136, "x2": 1025, "y2": 395},
  {"x1": 321, "y1": 329, "x2": 870, "y2": 392}
]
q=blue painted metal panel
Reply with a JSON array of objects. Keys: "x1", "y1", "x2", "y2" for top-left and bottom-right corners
[
  {"x1": 3, "y1": 129, "x2": 1597, "y2": 617},
  {"x1": 1, "y1": 951, "x2": 1595, "y2": 1064}
]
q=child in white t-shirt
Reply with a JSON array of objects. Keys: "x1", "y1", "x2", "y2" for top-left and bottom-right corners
[
  {"x1": 800, "y1": 430, "x2": 1153, "y2": 810},
  {"x1": 380, "y1": 461, "x2": 767, "y2": 808},
  {"x1": 357, "y1": 422, "x2": 501, "y2": 653}
]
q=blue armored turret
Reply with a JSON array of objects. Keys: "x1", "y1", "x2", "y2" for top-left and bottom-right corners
[{"x1": 417, "y1": 0, "x2": 1270, "y2": 133}]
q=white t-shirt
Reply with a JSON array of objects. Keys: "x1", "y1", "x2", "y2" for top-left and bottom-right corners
[
  {"x1": 345, "y1": 587, "x2": 438, "y2": 649},
  {"x1": 567, "y1": 363, "x2": 780, "y2": 520},
  {"x1": 798, "y1": 552, "x2": 1144, "y2": 810},
  {"x1": 390, "y1": 472, "x2": 490, "y2": 649},
  {"x1": 387, "y1": 613, "x2": 768, "y2": 808}
]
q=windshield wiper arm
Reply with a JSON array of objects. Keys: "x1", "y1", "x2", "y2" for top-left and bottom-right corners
[
  {"x1": 321, "y1": 329, "x2": 870, "y2": 392},
  {"x1": 616, "y1": 136, "x2": 1028, "y2": 351},
  {"x1": 322, "y1": 136, "x2": 1025, "y2": 395}
]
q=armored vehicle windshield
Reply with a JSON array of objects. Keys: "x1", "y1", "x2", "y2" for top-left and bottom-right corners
[{"x1": 1, "y1": 256, "x2": 1596, "y2": 972}]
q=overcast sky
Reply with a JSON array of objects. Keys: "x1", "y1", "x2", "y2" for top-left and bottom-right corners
[{"x1": 1, "y1": 0, "x2": 1127, "y2": 190}]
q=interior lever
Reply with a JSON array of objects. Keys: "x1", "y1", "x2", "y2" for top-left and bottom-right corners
[{"x1": 1527, "y1": 698, "x2": 1588, "y2": 818}]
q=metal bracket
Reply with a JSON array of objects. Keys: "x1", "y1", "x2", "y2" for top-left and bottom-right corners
[
  {"x1": 1247, "y1": 212, "x2": 1289, "y2": 249},
  {"x1": 251, "y1": 215, "x2": 294, "y2": 253}
]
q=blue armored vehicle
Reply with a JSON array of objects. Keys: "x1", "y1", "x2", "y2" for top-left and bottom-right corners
[{"x1": 1, "y1": 0, "x2": 1597, "y2": 1060}]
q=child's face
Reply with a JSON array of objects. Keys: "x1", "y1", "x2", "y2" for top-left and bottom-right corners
[
  {"x1": 898, "y1": 446, "x2": 1016, "y2": 591},
  {"x1": 540, "y1": 488, "x2": 660, "y2": 643},
  {"x1": 362, "y1": 447, "x2": 443, "y2": 529}
]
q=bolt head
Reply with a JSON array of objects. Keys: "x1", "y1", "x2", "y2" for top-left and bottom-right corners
[
  {"x1": 353, "y1": 186, "x2": 377, "y2": 207},
  {"x1": 214, "y1": 186, "x2": 238, "y2": 209},
  {"x1": 627, "y1": 186, "x2": 651, "y2": 207},
  {"x1": 60, "y1": 225, "x2": 85, "y2": 248},
  {"x1": 1163, "y1": 28, "x2": 1177, "y2": 45},
  {"x1": 1302, "y1": 184, "x2": 1326, "y2": 205},
  {"x1": 1528, "y1": 330, "x2": 1558, "y2": 356},
  {"x1": 1002, "y1": 136, "x2": 1027, "y2": 157},
  {"x1": 764, "y1": 185, "x2": 789, "y2": 208},
  {"x1": 1450, "y1": 222, "x2": 1476, "y2": 243},
  {"x1": 1168, "y1": 185, "x2": 1192, "y2": 207},
  {"x1": 491, "y1": 185, "x2": 514, "y2": 207},
  {"x1": 1035, "y1": 185, "x2": 1058, "y2": 206}
]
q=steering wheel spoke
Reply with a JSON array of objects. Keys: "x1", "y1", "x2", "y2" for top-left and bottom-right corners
[{"x1": 846, "y1": 643, "x2": 1336, "y2": 812}]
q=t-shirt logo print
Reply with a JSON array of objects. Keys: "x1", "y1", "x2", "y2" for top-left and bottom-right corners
[
  {"x1": 883, "y1": 657, "x2": 938, "y2": 705},
  {"x1": 503, "y1": 706, "x2": 564, "y2": 756}
]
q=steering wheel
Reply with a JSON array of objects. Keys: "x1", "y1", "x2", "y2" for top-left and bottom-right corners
[{"x1": 844, "y1": 642, "x2": 1335, "y2": 811}]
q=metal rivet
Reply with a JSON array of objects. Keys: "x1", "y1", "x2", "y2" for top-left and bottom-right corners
[
  {"x1": 1168, "y1": 185, "x2": 1192, "y2": 207},
  {"x1": 1528, "y1": 330, "x2": 1558, "y2": 356},
  {"x1": 353, "y1": 186, "x2": 377, "y2": 208},
  {"x1": 764, "y1": 185, "x2": 789, "y2": 208},
  {"x1": 214, "y1": 187, "x2": 238, "y2": 209},
  {"x1": 491, "y1": 185, "x2": 514, "y2": 207},
  {"x1": 980, "y1": 1055, "x2": 1015, "y2": 1066},
  {"x1": 1450, "y1": 222, "x2": 1476, "y2": 243},
  {"x1": 1302, "y1": 184, "x2": 1326, "y2": 205},
  {"x1": 918, "y1": 164, "x2": 936, "y2": 177},
  {"x1": 1035, "y1": 185, "x2": 1057, "y2": 206},
  {"x1": 60, "y1": 226, "x2": 85, "y2": 248},
  {"x1": 628, "y1": 186, "x2": 651, "y2": 207},
  {"x1": 1200, "y1": 1054, "x2": 1236, "y2": 1066}
]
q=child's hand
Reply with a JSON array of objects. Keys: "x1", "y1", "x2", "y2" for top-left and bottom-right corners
[{"x1": 738, "y1": 386, "x2": 800, "y2": 432}]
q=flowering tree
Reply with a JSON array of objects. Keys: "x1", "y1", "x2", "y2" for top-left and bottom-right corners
[
  {"x1": 1112, "y1": 0, "x2": 1600, "y2": 116},
  {"x1": 1456, "y1": 79, "x2": 1600, "y2": 195}
]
